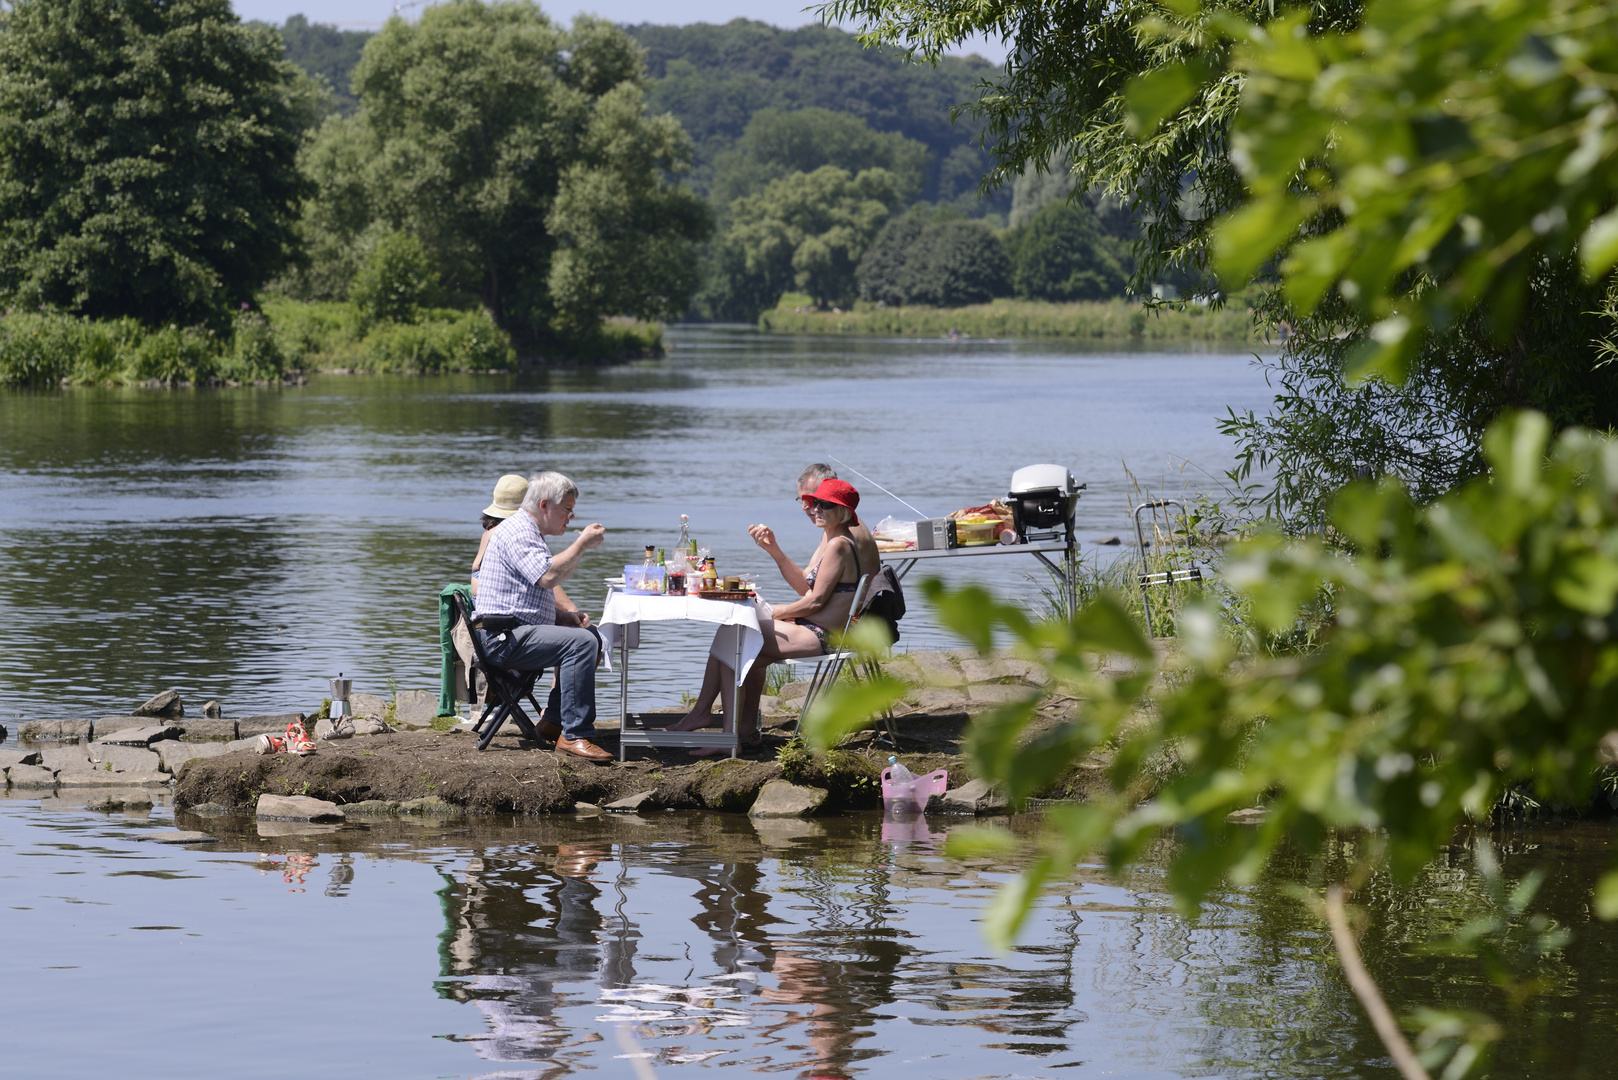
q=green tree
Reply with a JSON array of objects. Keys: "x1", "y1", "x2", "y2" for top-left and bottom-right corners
[
  {"x1": 297, "y1": 2, "x2": 707, "y2": 345},
  {"x1": 1006, "y1": 199, "x2": 1129, "y2": 302},
  {"x1": 276, "y1": 14, "x2": 371, "y2": 114},
  {"x1": 710, "y1": 107, "x2": 931, "y2": 207},
  {"x1": 856, "y1": 211, "x2": 929, "y2": 305},
  {"x1": 0, "y1": 0, "x2": 316, "y2": 329},
  {"x1": 722, "y1": 165, "x2": 904, "y2": 309},
  {"x1": 349, "y1": 231, "x2": 436, "y2": 324}
]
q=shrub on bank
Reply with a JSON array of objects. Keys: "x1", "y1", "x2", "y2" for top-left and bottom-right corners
[
  {"x1": 0, "y1": 311, "x2": 290, "y2": 386},
  {"x1": 758, "y1": 296, "x2": 1260, "y2": 342}
]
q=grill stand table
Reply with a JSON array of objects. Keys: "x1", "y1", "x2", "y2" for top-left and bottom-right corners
[
  {"x1": 880, "y1": 536, "x2": 1077, "y2": 616},
  {"x1": 598, "y1": 587, "x2": 769, "y2": 760}
]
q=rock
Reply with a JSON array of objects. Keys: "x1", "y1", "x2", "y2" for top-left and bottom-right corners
[
  {"x1": 235, "y1": 714, "x2": 303, "y2": 737},
  {"x1": 314, "y1": 717, "x2": 354, "y2": 741},
  {"x1": 255, "y1": 794, "x2": 345, "y2": 822},
  {"x1": 349, "y1": 693, "x2": 387, "y2": 719},
  {"x1": 87, "y1": 746, "x2": 162, "y2": 773},
  {"x1": 18, "y1": 719, "x2": 93, "y2": 743},
  {"x1": 1226, "y1": 806, "x2": 1268, "y2": 825},
  {"x1": 778, "y1": 681, "x2": 812, "y2": 701},
  {"x1": 39, "y1": 745, "x2": 91, "y2": 771},
  {"x1": 94, "y1": 725, "x2": 181, "y2": 747},
  {"x1": 351, "y1": 717, "x2": 392, "y2": 736},
  {"x1": 223, "y1": 736, "x2": 268, "y2": 754},
  {"x1": 85, "y1": 793, "x2": 155, "y2": 812},
  {"x1": 176, "y1": 720, "x2": 236, "y2": 742},
  {"x1": 179, "y1": 802, "x2": 235, "y2": 817},
  {"x1": 57, "y1": 770, "x2": 169, "y2": 788},
  {"x1": 157, "y1": 740, "x2": 232, "y2": 773},
  {"x1": 6, "y1": 764, "x2": 58, "y2": 788},
  {"x1": 338, "y1": 800, "x2": 398, "y2": 817},
  {"x1": 133, "y1": 690, "x2": 184, "y2": 718},
  {"x1": 574, "y1": 801, "x2": 603, "y2": 815},
  {"x1": 146, "y1": 830, "x2": 216, "y2": 844},
  {"x1": 936, "y1": 778, "x2": 1008, "y2": 816},
  {"x1": 604, "y1": 790, "x2": 658, "y2": 813},
  {"x1": 693, "y1": 760, "x2": 782, "y2": 812},
  {"x1": 905, "y1": 651, "x2": 967, "y2": 687},
  {"x1": 1600, "y1": 730, "x2": 1618, "y2": 765},
  {"x1": 202, "y1": 700, "x2": 223, "y2": 719},
  {"x1": 748, "y1": 780, "x2": 828, "y2": 818},
  {"x1": 396, "y1": 796, "x2": 458, "y2": 817},
  {"x1": 0, "y1": 749, "x2": 42, "y2": 768},
  {"x1": 758, "y1": 695, "x2": 790, "y2": 716},
  {"x1": 94, "y1": 716, "x2": 150, "y2": 737},
  {"x1": 256, "y1": 820, "x2": 341, "y2": 838},
  {"x1": 391, "y1": 690, "x2": 438, "y2": 728},
  {"x1": 751, "y1": 816, "x2": 827, "y2": 845},
  {"x1": 958, "y1": 657, "x2": 1001, "y2": 683},
  {"x1": 967, "y1": 684, "x2": 1033, "y2": 705},
  {"x1": 1094, "y1": 535, "x2": 1123, "y2": 546},
  {"x1": 912, "y1": 687, "x2": 970, "y2": 713}
]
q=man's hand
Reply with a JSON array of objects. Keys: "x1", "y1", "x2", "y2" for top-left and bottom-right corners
[
  {"x1": 540, "y1": 522, "x2": 607, "y2": 589},
  {"x1": 556, "y1": 608, "x2": 591, "y2": 629},
  {"x1": 577, "y1": 523, "x2": 606, "y2": 550}
]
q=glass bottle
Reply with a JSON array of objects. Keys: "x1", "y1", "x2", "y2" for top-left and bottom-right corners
[
  {"x1": 642, "y1": 545, "x2": 655, "y2": 567},
  {"x1": 677, "y1": 514, "x2": 690, "y2": 555}
]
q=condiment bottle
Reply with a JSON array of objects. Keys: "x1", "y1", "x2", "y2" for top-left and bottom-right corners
[
  {"x1": 642, "y1": 545, "x2": 655, "y2": 567},
  {"x1": 702, "y1": 557, "x2": 718, "y2": 592}
]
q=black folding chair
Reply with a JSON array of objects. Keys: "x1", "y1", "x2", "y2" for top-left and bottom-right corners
[{"x1": 453, "y1": 593, "x2": 549, "y2": 751}]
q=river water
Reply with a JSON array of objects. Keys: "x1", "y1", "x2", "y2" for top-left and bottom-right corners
[
  {"x1": 0, "y1": 326, "x2": 1274, "y2": 720},
  {"x1": 4, "y1": 328, "x2": 1618, "y2": 1079}
]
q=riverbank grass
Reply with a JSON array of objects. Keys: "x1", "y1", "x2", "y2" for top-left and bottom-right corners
[{"x1": 758, "y1": 295, "x2": 1262, "y2": 343}]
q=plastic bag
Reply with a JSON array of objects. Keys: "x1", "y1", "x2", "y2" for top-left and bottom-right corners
[{"x1": 872, "y1": 516, "x2": 917, "y2": 543}]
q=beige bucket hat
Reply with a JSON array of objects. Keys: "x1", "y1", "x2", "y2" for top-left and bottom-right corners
[{"x1": 484, "y1": 473, "x2": 528, "y2": 518}]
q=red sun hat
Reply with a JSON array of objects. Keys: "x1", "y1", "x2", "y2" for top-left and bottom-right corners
[{"x1": 811, "y1": 478, "x2": 861, "y2": 526}]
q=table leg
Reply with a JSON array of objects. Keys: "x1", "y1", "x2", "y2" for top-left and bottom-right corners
[
  {"x1": 732, "y1": 624, "x2": 743, "y2": 759},
  {"x1": 618, "y1": 630, "x2": 630, "y2": 762}
]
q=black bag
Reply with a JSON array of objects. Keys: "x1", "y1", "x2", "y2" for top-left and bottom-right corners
[
  {"x1": 861, "y1": 565, "x2": 906, "y2": 644},
  {"x1": 837, "y1": 536, "x2": 906, "y2": 643}
]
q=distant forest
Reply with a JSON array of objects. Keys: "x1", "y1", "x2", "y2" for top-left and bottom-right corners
[{"x1": 278, "y1": 15, "x2": 1011, "y2": 218}]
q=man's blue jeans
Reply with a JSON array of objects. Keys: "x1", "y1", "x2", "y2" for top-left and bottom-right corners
[{"x1": 477, "y1": 623, "x2": 598, "y2": 740}]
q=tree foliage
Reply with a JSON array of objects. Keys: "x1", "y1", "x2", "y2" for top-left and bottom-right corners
[
  {"x1": 291, "y1": 2, "x2": 708, "y2": 345},
  {"x1": 714, "y1": 166, "x2": 904, "y2": 311},
  {"x1": 1004, "y1": 199, "x2": 1130, "y2": 302},
  {"x1": 0, "y1": 0, "x2": 316, "y2": 329},
  {"x1": 710, "y1": 107, "x2": 931, "y2": 208},
  {"x1": 856, "y1": 212, "x2": 1013, "y2": 306},
  {"x1": 628, "y1": 19, "x2": 1008, "y2": 213}
]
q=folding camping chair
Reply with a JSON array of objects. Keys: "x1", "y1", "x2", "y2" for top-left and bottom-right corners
[
  {"x1": 782, "y1": 574, "x2": 900, "y2": 748},
  {"x1": 452, "y1": 593, "x2": 550, "y2": 751}
]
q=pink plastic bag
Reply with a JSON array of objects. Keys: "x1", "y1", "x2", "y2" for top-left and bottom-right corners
[{"x1": 880, "y1": 766, "x2": 949, "y2": 813}]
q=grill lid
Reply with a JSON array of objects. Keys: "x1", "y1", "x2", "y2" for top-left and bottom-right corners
[{"x1": 1010, "y1": 463, "x2": 1078, "y2": 496}]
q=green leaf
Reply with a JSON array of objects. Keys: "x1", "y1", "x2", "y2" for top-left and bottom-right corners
[
  {"x1": 799, "y1": 672, "x2": 908, "y2": 750},
  {"x1": 1212, "y1": 194, "x2": 1309, "y2": 289},
  {"x1": 1068, "y1": 594, "x2": 1154, "y2": 657},
  {"x1": 1596, "y1": 869, "x2": 1618, "y2": 920},
  {"x1": 943, "y1": 824, "x2": 1020, "y2": 860},
  {"x1": 1580, "y1": 207, "x2": 1618, "y2": 281},
  {"x1": 1123, "y1": 59, "x2": 1212, "y2": 138}
]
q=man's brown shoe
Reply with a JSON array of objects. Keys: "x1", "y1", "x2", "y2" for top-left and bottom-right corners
[
  {"x1": 555, "y1": 736, "x2": 612, "y2": 762},
  {"x1": 536, "y1": 718, "x2": 563, "y2": 741}
]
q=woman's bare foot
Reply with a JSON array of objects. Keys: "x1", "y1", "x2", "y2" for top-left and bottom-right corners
[{"x1": 667, "y1": 710, "x2": 717, "y2": 732}]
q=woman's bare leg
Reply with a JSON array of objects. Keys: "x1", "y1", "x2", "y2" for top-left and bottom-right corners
[
  {"x1": 693, "y1": 621, "x2": 822, "y2": 755},
  {"x1": 670, "y1": 656, "x2": 724, "y2": 730}
]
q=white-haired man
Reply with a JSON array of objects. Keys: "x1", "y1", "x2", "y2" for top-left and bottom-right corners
[{"x1": 474, "y1": 471, "x2": 611, "y2": 762}]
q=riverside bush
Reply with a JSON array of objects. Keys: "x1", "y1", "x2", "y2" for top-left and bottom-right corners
[
  {"x1": 0, "y1": 310, "x2": 295, "y2": 386},
  {"x1": 352, "y1": 311, "x2": 516, "y2": 373},
  {"x1": 759, "y1": 296, "x2": 1258, "y2": 341}
]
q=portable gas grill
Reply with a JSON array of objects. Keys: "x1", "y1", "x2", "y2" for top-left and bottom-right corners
[{"x1": 1008, "y1": 463, "x2": 1085, "y2": 546}]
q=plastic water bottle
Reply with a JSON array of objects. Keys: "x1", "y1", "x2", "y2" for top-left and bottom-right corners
[{"x1": 887, "y1": 756, "x2": 916, "y2": 785}]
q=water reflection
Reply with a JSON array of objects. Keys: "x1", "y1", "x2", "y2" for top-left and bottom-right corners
[{"x1": 425, "y1": 816, "x2": 1098, "y2": 1078}]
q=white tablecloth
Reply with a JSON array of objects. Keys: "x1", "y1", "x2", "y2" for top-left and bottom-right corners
[{"x1": 598, "y1": 591, "x2": 772, "y2": 681}]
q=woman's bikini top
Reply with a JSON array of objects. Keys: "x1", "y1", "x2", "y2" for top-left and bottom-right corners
[{"x1": 805, "y1": 536, "x2": 861, "y2": 593}]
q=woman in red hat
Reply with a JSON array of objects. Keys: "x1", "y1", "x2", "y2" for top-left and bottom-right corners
[{"x1": 676, "y1": 477, "x2": 880, "y2": 753}]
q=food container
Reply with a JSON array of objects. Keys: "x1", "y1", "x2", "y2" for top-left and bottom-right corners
[
  {"x1": 953, "y1": 518, "x2": 1000, "y2": 546},
  {"x1": 623, "y1": 564, "x2": 665, "y2": 595}
]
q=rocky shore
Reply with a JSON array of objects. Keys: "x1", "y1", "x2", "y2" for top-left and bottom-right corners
[{"x1": 5, "y1": 650, "x2": 1105, "y2": 820}]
